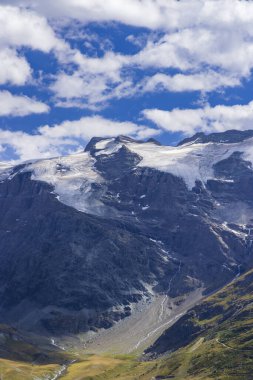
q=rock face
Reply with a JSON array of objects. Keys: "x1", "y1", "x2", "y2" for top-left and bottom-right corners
[
  {"x1": 0, "y1": 130, "x2": 253, "y2": 334},
  {"x1": 0, "y1": 173, "x2": 170, "y2": 334}
]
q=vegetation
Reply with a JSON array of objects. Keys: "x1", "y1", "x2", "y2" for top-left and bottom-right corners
[{"x1": 0, "y1": 359, "x2": 59, "y2": 380}]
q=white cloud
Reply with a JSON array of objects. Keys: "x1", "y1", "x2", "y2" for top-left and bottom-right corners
[
  {"x1": 1, "y1": 1, "x2": 253, "y2": 107},
  {"x1": 142, "y1": 72, "x2": 240, "y2": 93},
  {"x1": 48, "y1": 1, "x2": 253, "y2": 105},
  {"x1": 132, "y1": 27, "x2": 253, "y2": 78},
  {"x1": 51, "y1": 73, "x2": 110, "y2": 109},
  {"x1": 0, "y1": 5, "x2": 62, "y2": 52},
  {"x1": 38, "y1": 116, "x2": 156, "y2": 141},
  {"x1": 0, "y1": 5, "x2": 129, "y2": 108},
  {"x1": 50, "y1": 47, "x2": 136, "y2": 109},
  {"x1": 1, "y1": 0, "x2": 253, "y2": 126},
  {"x1": 0, "y1": 91, "x2": 50, "y2": 116},
  {"x1": 0, "y1": 48, "x2": 31, "y2": 85},
  {"x1": 70, "y1": 51, "x2": 127, "y2": 80},
  {"x1": 5, "y1": 0, "x2": 253, "y2": 32},
  {"x1": 0, "y1": 116, "x2": 158, "y2": 161},
  {"x1": 0, "y1": 4, "x2": 132, "y2": 111},
  {"x1": 0, "y1": 5, "x2": 67, "y2": 89},
  {"x1": 0, "y1": 129, "x2": 71, "y2": 161},
  {"x1": 51, "y1": 70, "x2": 135, "y2": 110},
  {"x1": 143, "y1": 102, "x2": 253, "y2": 135},
  {"x1": 0, "y1": 0, "x2": 171, "y2": 29},
  {"x1": 53, "y1": 26, "x2": 248, "y2": 107}
]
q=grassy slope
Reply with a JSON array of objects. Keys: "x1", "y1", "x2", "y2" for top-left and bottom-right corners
[
  {"x1": 0, "y1": 359, "x2": 60, "y2": 380},
  {"x1": 143, "y1": 268, "x2": 253, "y2": 380}
]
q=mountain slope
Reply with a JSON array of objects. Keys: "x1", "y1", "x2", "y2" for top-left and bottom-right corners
[
  {"x1": 0, "y1": 172, "x2": 171, "y2": 333},
  {"x1": 0, "y1": 130, "x2": 253, "y2": 335},
  {"x1": 145, "y1": 268, "x2": 253, "y2": 379}
]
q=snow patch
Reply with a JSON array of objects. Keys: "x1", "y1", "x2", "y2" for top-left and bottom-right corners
[
  {"x1": 127, "y1": 138, "x2": 253, "y2": 189},
  {"x1": 95, "y1": 139, "x2": 123, "y2": 156},
  {"x1": 0, "y1": 162, "x2": 14, "y2": 181},
  {"x1": 95, "y1": 138, "x2": 114, "y2": 150},
  {"x1": 222, "y1": 222, "x2": 248, "y2": 238},
  {"x1": 24, "y1": 152, "x2": 104, "y2": 215}
]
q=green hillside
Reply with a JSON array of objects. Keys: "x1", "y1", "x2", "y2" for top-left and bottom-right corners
[{"x1": 144, "y1": 268, "x2": 253, "y2": 379}]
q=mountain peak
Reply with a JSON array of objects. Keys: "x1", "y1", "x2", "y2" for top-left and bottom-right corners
[
  {"x1": 146, "y1": 138, "x2": 161, "y2": 145},
  {"x1": 85, "y1": 135, "x2": 160, "y2": 155},
  {"x1": 114, "y1": 135, "x2": 138, "y2": 144},
  {"x1": 178, "y1": 129, "x2": 253, "y2": 146},
  {"x1": 84, "y1": 137, "x2": 105, "y2": 153}
]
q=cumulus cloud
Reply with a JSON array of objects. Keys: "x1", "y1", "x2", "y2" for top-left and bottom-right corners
[
  {"x1": 0, "y1": 0, "x2": 174, "y2": 29},
  {"x1": 0, "y1": 48, "x2": 31, "y2": 85},
  {"x1": 51, "y1": 72, "x2": 135, "y2": 110},
  {"x1": 133, "y1": 27, "x2": 253, "y2": 78},
  {"x1": 1, "y1": 1, "x2": 253, "y2": 108},
  {"x1": 51, "y1": 25, "x2": 249, "y2": 107},
  {"x1": 0, "y1": 129, "x2": 70, "y2": 161},
  {"x1": 0, "y1": 116, "x2": 158, "y2": 161},
  {"x1": 0, "y1": 5, "x2": 66, "y2": 90},
  {"x1": 0, "y1": 4, "x2": 130, "y2": 108},
  {"x1": 143, "y1": 102, "x2": 253, "y2": 135},
  {"x1": 50, "y1": 47, "x2": 132, "y2": 109},
  {"x1": 4, "y1": 0, "x2": 253, "y2": 32},
  {"x1": 0, "y1": 91, "x2": 50, "y2": 116},
  {"x1": 48, "y1": 0, "x2": 253, "y2": 105},
  {"x1": 142, "y1": 72, "x2": 240, "y2": 93},
  {"x1": 38, "y1": 116, "x2": 156, "y2": 140},
  {"x1": 0, "y1": 5, "x2": 62, "y2": 52},
  {"x1": 51, "y1": 70, "x2": 116, "y2": 110}
]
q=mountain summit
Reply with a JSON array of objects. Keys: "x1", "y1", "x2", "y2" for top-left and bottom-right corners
[{"x1": 0, "y1": 130, "x2": 253, "y2": 335}]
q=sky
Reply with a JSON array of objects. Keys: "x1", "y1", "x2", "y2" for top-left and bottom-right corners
[{"x1": 1, "y1": 0, "x2": 253, "y2": 162}]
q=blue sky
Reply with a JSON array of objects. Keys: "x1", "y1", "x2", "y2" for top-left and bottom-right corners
[{"x1": 1, "y1": 0, "x2": 253, "y2": 161}]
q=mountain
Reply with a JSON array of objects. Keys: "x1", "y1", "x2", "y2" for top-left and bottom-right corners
[
  {"x1": 0, "y1": 130, "x2": 253, "y2": 336},
  {"x1": 178, "y1": 129, "x2": 253, "y2": 146}
]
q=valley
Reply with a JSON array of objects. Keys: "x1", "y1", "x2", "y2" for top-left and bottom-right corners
[{"x1": 79, "y1": 289, "x2": 203, "y2": 355}]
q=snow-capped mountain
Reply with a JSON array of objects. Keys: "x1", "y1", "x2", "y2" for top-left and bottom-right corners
[
  {"x1": 0, "y1": 130, "x2": 253, "y2": 334},
  {"x1": 5, "y1": 132, "x2": 253, "y2": 215}
]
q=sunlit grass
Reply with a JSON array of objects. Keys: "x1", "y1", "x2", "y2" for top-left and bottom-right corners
[{"x1": 0, "y1": 358, "x2": 60, "y2": 380}]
